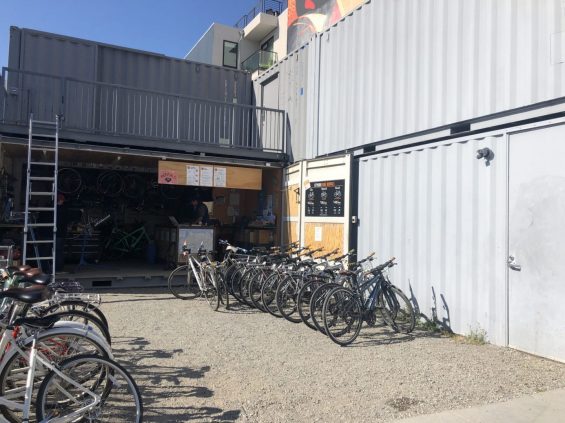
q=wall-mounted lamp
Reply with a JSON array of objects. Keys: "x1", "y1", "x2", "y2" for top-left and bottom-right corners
[
  {"x1": 294, "y1": 187, "x2": 301, "y2": 204},
  {"x1": 476, "y1": 147, "x2": 494, "y2": 166}
]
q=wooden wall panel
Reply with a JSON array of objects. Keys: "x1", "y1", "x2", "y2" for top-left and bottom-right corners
[
  {"x1": 304, "y1": 223, "x2": 344, "y2": 255},
  {"x1": 284, "y1": 184, "x2": 300, "y2": 218}
]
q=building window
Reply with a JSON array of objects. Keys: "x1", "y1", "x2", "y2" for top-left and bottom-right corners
[
  {"x1": 261, "y1": 37, "x2": 274, "y2": 52},
  {"x1": 223, "y1": 41, "x2": 238, "y2": 69}
]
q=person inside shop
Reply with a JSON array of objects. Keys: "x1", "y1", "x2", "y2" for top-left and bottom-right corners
[{"x1": 189, "y1": 197, "x2": 209, "y2": 225}]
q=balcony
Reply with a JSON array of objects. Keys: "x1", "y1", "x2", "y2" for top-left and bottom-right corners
[
  {"x1": 241, "y1": 50, "x2": 278, "y2": 73},
  {"x1": 0, "y1": 68, "x2": 287, "y2": 160},
  {"x1": 235, "y1": 1, "x2": 283, "y2": 41}
]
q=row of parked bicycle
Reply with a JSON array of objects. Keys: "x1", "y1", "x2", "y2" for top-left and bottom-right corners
[
  {"x1": 0, "y1": 265, "x2": 143, "y2": 421},
  {"x1": 168, "y1": 240, "x2": 415, "y2": 346}
]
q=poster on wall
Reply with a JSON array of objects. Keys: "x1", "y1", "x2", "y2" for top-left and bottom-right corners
[
  {"x1": 200, "y1": 166, "x2": 214, "y2": 186},
  {"x1": 214, "y1": 167, "x2": 227, "y2": 187},
  {"x1": 186, "y1": 165, "x2": 200, "y2": 186},
  {"x1": 287, "y1": 0, "x2": 365, "y2": 53},
  {"x1": 158, "y1": 169, "x2": 178, "y2": 185}
]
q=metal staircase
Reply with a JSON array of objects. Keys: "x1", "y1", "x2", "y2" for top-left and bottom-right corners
[{"x1": 23, "y1": 114, "x2": 60, "y2": 277}]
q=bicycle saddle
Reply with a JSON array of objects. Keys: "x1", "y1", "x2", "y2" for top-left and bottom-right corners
[
  {"x1": 13, "y1": 314, "x2": 60, "y2": 329},
  {"x1": 0, "y1": 285, "x2": 50, "y2": 304},
  {"x1": 17, "y1": 272, "x2": 52, "y2": 286},
  {"x1": 4, "y1": 265, "x2": 33, "y2": 277}
]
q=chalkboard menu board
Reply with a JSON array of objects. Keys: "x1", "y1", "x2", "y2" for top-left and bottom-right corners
[{"x1": 305, "y1": 180, "x2": 345, "y2": 217}]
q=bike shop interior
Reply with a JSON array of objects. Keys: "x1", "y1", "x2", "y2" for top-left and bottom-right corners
[{"x1": 0, "y1": 141, "x2": 283, "y2": 288}]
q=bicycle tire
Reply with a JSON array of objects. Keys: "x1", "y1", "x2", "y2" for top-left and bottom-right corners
[
  {"x1": 379, "y1": 285, "x2": 415, "y2": 333},
  {"x1": 297, "y1": 278, "x2": 325, "y2": 331},
  {"x1": 0, "y1": 331, "x2": 109, "y2": 423},
  {"x1": 36, "y1": 354, "x2": 143, "y2": 423},
  {"x1": 261, "y1": 272, "x2": 283, "y2": 318},
  {"x1": 123, "y1": 174, "x2": 147, "y2": 200},
  {"x1": 229, "y1": 267, "x2": 245, "y2": 304},
  {"x1": 97, "y1": 171, "x2": 124, "y2": 197},
  {"x1": 203, "y1": 268, "x2": 219, "y2": 310},
  {"x1": 309, "y1": 282, "x2": 341, "y2": 335},
  {"x1": 47, "y1": 310, "x2": 111, "y2": 345},
  {"x1": 248, "y1": 269, "x2": 268, "y2": 312},
  {"x1": 275, "y1": 275, "x2": 302, "y2": 323},
  {"x1": 42, "y1": 300, "x2": 109, "y2": 330},
  {"x1": 57, "y1": 168, "x2": 82, "y2": 195},
  {"x1": 168, "y1": 265, "x2": 200, "y2": 300},
  {"x1": 216, "y1": 273, "x2": 230, "y2": 310},
  {"x1": 322, "y1": 287, "x2": 363, "y2": 346}
]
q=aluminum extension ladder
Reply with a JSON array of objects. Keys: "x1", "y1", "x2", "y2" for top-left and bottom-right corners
[{"x1": 22, "y1": 114, "x2": 60, "y2": 278}]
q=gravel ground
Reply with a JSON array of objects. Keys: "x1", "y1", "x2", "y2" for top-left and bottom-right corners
[{"x1": 99, "y1": 288, "x2": 565, "y2": 422}]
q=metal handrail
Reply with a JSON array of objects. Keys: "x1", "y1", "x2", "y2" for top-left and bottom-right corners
[
  {"x1": 235, "y1": 0, "x2": 284, "y2": 29},
  {"x1": 0, "y1": 67, "x2": 287, "y2": 154}
]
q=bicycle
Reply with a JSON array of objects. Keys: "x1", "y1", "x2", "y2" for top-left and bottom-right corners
[
  {"x1": 322, "y1": 257, "x2": 415, "y2": 346},
  {"x1": 57, "y1": 168, "x2": 82, "y2": 195},
  {"x1": 97, "y1": 171, "x2": 124, "y2": 197},
  {"x1": 104, "y1": 225, "x2": 151, "y2": 257}
]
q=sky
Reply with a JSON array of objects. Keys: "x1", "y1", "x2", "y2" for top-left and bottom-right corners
[{"x1": 0, "y1": 0, "x2": 264, "y2": 68}]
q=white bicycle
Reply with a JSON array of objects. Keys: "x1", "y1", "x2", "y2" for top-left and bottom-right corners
[{"x1": 0, "y1": 286, "x2": 143, "y2": 422}]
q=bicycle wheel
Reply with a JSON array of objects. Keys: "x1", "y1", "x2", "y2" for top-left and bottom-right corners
[
  {"x1": 322, "y1": 287, "x2": 363, "y2": 346},
  {"x1": 203, "y1": 268, "x2": 219, "y2": 310},
  {"x1": 36, "y1": 354, "x2": 143, "y2": 423},
  {"x1": 97, "y1": 171, "x2": 124, "y2": 197},
  {"x1": 216, "y1": 273, "x2": 230, "y2": 310},
  {"x1": 47, "y1": 310, "x2": 111, "y2": 345},
  {"x1": 57, "y1": 168, "x2": 82, "y2": 195},
  {"x1": 379, "y1": 285, "x2": 415, "y2": 333},
  {"x1": 261, "y1": 272, "x2": 283, "y2": 317},
  {"x1": 239, "y1": 269, "x2": 255, "y2": 307},
  {"x1": 123, "y1": 174, "x2": 147, "y2": 200},
  {"x1": 297, "y1": 278, "x2": 325, "y2": 331},
  {"x1": 0, "y1": 332, "x2": 109, "y2": 423},
  {"x1": 275, "y1": 275, "x2": 302, "y2": 323},
  {"x1": 248, "y1": 269, "x2": 268, "y2": 312},
  {"x1": 229, "y1": 267, "x2": 246, "y2": 305},
  {"x1": 168, "y1": 265, "x2": 200, "y2": 300},
  {"x1": 309, "y1": 282, "x2": 341, "y2": 334},
  {"x1": 37, "y1": 300, "x2": 109, "y2": 329}
]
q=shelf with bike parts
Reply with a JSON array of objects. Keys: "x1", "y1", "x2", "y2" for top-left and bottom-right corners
[{"x1": 155, "y1": 160, "x2": 281, "y2": 266}]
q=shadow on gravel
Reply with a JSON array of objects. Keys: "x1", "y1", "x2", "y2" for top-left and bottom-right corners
[
  {"x1": 112, "y1": 336, "x2": 241, "y2": 422},
  {"x1": 347, "y1": 326, "x2": 444, "y2": 348}
]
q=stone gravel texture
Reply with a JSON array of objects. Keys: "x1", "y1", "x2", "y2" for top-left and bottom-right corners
[{"x1": 100, "y1": 288, "x2": 565, "y2": 422}]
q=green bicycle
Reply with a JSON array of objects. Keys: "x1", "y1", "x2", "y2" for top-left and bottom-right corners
[{"x1": 104, "y1": 225, "x2": 151, "y2": 258}]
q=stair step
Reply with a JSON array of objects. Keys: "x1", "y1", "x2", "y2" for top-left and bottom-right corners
[
  {"x1": 26, "y1": 240, "x2": 55, "y2": 244},
  {"x1": 26, "y1": 256, "x2": 53, "y2": 260},
  {"x1": 29, "y1": 192, "x2": 54, "y2": 196},
  {"x1": 27, "y1": 223, "x2": 55, "y2": 227}
]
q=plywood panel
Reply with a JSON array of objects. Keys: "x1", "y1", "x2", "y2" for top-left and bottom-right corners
[
  {"x1": 304, "y1": 223, "x2": 344, "y2": 255},
  {"x1": 284, "y1": 184, "x2": 300, "y2": 217},
  {"x1": 158, "y1": 161, "x2": 262, "y2": 190}
]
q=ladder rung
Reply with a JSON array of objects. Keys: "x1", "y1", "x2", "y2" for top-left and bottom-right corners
[
  {"x1": 31, "y1": 147, "x2": 57, "y2": 152},
  {"x1": 28, "y1": 207, "x2": 55, "y2": 211},
  {"x1": 31, "y1": 120, "x2": 58, "y2": 126},
  {"x1": 29, "y1": 192, "x2": 54, "y2": 196},
  {"x1": 31, "y1": 134, "x2": 57, "y2": 138},
  {"x1": 28, "y1": 223, "x2": 55, "y2": 227},
  {"x1": 30, "y1": 162, "x2": 56, "y2": 166},
  {"x1": 30, "y1": 177, "x2": 55, "y2": 181},
  {"x1": 26, "y1": 240, "x2": 55, "y2": 244},
  {"x1": 26, "y1": 256, "x2": 53, "y2": 260}
]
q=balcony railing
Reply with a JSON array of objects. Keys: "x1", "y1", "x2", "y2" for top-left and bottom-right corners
[
  {"x1": 242, "y1": 50, "x2": 278, "y2": 73},
  {"x1": 235, "y1": 0, "x2": 284, "y2": 29},
  {"x1": 0, "y1": 67, "x2": 286, "y2": 155}
]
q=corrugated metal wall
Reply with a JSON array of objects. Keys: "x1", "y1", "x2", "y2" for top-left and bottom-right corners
[
  {"x1": 357, "y1": 133, "x2": 508, "y2": 345},
  {"x1": 257, "y1": 0, "x2": 565, "y2": 160},
  {"x1": 255, "y1": 43, "x2": 312, "y2": 161},
  {"x1": 317, "y1": 0, "x2": 565, "y2": 155},
  {"x1": 8, "y1": 27, "x2": 252, "y2": 104}
]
